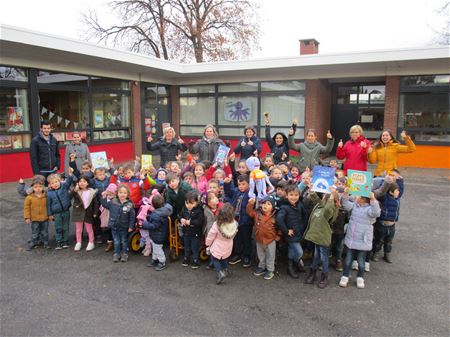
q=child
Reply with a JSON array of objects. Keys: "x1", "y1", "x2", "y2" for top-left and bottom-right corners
[
  {"x1": 47, "y1": 171, "x2": 74, "y2": 249},
  {"x1": 271, "y1": 180, "x2": 289, "y2": 210},
  {"x1": 136, "y1": 189, "x2": 161, "y2": 256},
  {"x1": 92, "y1": 167, "x2": 114, "y2": 248},
  {"x1": 23, "y1": 176, "x2": 49, "y2": 250},
  {"x1": 289, "y1": 165, "x2": 301, "y2": 183},
  {"x1": 331, "y1": 177, "x2": 350, "y2": 271},
  {"x1": 18, "y1": 175, "x2": 46, "y2": 197},
  {"x1": 193, "y1": 163, "x2": 208, "y2": 194},
  {"x1": 262, "y1": 154, "x2": 275, "y2": 174},
  {"x1": 276, "y1": 183, "x2": 308, "y2": 278},
  {"x1": 165, "y1": 172, "x2": 193, "y2": 220},
  {"x1": 69, "y1": 158, "x2": 94, "y2": 185},
  {"x1": 303, "y1": 190, "x2": 339, "y2": 288},
  {"x1": 277, "y1": 162, "x2": 290, "y2": 181},
  {"x1": 155, "y1": 168, "x2": 167, "y2": 185},
  {"x1": 339, "y1": 191, "x2": 381, "y2": 289},
  {"x1": 99, "y1": 183, "x2": 117, "y2": 251},
  {"x1": 269, "y1": 166, "x2": 284, "y2": 187},
  {"x1": 101, "y1": 184, "x2": 136, "y2": 262},
  {"x1": 71, "y1": 175, "x2": 99, "y2": 251},
  {"x1": 203, "y1": 191, "x2": 222, "y2": 270},
  {"x1": 247, "y1": 196, "x2": 279, "y2": 280},
  {"x1": 224, "y1": 174, "x2": 252, "y2": 267},
  {"x1": 180, "y1": 190, "x2": 205, "y2": 268},
  {"x1": 168, "y1": 161, "x2": 182, "y2": 176},
  {"x1": 142, "y1": 194, "x2": 173, "y2": 271},
  {"x1": 182, "y1": 171, "x2": 195, "y2": 187},
  {"x1": 229, "y1": 152, "x2": 250, "y2": 187},
  {"x1": 205, "y1": 203, "x2": 238, "y2": 284}
]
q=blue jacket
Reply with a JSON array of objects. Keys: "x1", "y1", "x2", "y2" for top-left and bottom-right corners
[
  {"x1": 379, "y1": 179, "x2": 404, "y2": 222},
  {"x1": 233, "y1": 135, "x2": 262, "y2": 160},
  {"x1": 276, "y1": 201, "x2": 308, "y2": 243},
  {"x1": 142, "y1": 203, "x2": 173, "y2": 244},
  {"x1": 46, "y1": 175, "x2": 73, "y2": 216},
  {"x1": 30, "y1": 132, "x2": 60, "y2": 174},
  {"x1": 224, "y1": 182, "x2": 252, "y2": 227},
  {"x1": 101, "y1": 197, "x2": 135, "y2": 231}
]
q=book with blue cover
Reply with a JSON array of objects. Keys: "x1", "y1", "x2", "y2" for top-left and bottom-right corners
[{"x1": 311, "y1": 166, "x2": 336, "y2": 193}]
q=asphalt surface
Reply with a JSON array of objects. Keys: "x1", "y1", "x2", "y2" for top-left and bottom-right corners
[{"x1": 0, "y1": 168, "x2": 449, "y2": 336}]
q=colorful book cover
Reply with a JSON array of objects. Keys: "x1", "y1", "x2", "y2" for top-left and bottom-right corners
[
  {"x1": 213, "y1": 145, "x2": 230, "y2": 165},
  {"x1": 94, "y1": 110, "x2": 104, "y2": 128},
  {"x1": 141, "y1": 155, "x2": 153, "y2": 170},
  {"x1": 311, "y1": 165, "x2": 336, "y2": 193},
  {"x1": 91, "y1": 151, "x2": 108, "y2": 169},
  {"x1": 347, "y1": 169, "x2": 372, "y2": 197}
]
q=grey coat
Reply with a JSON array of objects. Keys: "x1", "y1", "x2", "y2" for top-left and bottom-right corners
[
  {"x1": 288, "y1": 136, "x2": 334, "y2": 171},
  {"x1": 64, "y1": 142, "x2": 90, "y2": 175},
  {"x1": 341, "y1": 196, "x2": 381, "y2": 251},
  {"x1": 189, "y1": 137, "x2": 224, "y2": 163}
]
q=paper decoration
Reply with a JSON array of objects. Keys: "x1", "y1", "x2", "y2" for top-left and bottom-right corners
[
  {"x1": 74, "y1": 122, "x2": 78, "y2": 129},
  {"x1": 141, "y1": 155, "x2": 153, "y2": 170},
  {"x1": 7, "y1": 107, "x2": 24, "y2": 132},
  {"x1": 57, "y1": 116, "x2": 62, "y2": 124},
  {"x1": 41, "y1": 107, "x2": 48, "y2": 115},
  {"x1": 0, "y1": 136, "x2": 12, "y2": 149},
  {"x1": 145, "y1": 118, "x2": 152, "y2": 134},
  {"x1": 311, "y1": 166, "x2": 336, "y2": 194},
  {"x1": 52, "y1": 132, "x2": 65, "y2": 142},
  {"x1": 65, "y1": 119, "x2": 70, "y2": 127},
  {"x1": 94, "y1": 110, "x2": 104, "y2": 128},
  {"x1": 11, "y1": 135, "x2": 23, "y2": 149},
  {"x1": 48, "y1": 111, "x2": 55, "y2": 119},
  {"x1": 91, "y1": 151, "x2": 109, "y2": 169},
  {"x1": 162, "y1": 122, "x2": 171, "y2": 131},
  {"x1": 348, "y1": 170, "x2": 373, "y2": 198},
  {"x1": 213, "y1": 145, "x2": 230, "y2": 165},
  {"x1": 224, "y1": 99, "x2": 251, "y2": 122}
]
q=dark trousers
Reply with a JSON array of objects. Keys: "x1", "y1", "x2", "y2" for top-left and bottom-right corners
[
  {"x1": 30, "y1": 221, "x2": 49, "y2": 246},
  {"x1": 331, "y1": 233, "x2": 345, "y2": 260},
  {"x1": 212, "y1": 256, "x2": 228, "y2": 272},
  {"x1": 184, "y1": 234, "x2": 200, "y2": 262},
  {"x1": 373, "y1": 222, "x2": 396, "y2": 254},
  {"x1": 233, "y1": 225, "x2": 252, "y2": 260}
]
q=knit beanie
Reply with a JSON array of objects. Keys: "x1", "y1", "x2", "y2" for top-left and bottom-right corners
[{"x1": 106, "y1": 183, "x2": 118, "y2": 194}]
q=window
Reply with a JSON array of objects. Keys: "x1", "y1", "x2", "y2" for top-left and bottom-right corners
[
  {"x1": 401, "y1": 75, "x2": 450, "y2": 87},
  {"x1": 92, "y1": 93, "x2": 130, "y2": 128},
  {"x1": 218, "y1": 82, "x2": 258, "y2": 92},
  {"x1": 261, "y1": 81, "x2": 305, "y2": 91},
  {"x1": 180, "y1": 85, "x2": 215, "y2": 95},
  {"x1": 37, "y1": 71, "x2": 88, "y2": 87},
  {"x1": 91, "y1": 77, "x2": 130, "y2": 90},
  {"x1": 0, "y1": 66, "x2": 27, "y2": 82},
  {"x1": 142, "y1": 83, "x2": 171, "y2": 144},
  {"x1": 218, "y1": 95, "x2": 258, "y2": 127},
  {"x1": 180, "y1": 97, "x2": 215, "y2": 125}
]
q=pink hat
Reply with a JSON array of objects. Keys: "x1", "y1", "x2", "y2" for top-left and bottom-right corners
[{"x1": 106, "y1": 183, "x2": 117, "y2": 194}]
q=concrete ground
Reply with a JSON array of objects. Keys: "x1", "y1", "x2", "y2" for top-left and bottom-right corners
[{"x1": 0, "y1": 168, "x2": 449, "y2": 336}]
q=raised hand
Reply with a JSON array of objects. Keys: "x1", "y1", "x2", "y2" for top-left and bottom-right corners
[
  {"x1": 288, "y1": 128, "x2": 294, "y2": 136},
  {"x1": 229, "y1": 152, "x2": 236, "y2": 162},
  {"x1": 178, "y1": 137, "x2": 184, "y2": 144},
  {"x1": 241, "y1": 140, "x2": 246, "y2": 147},
  {"x1": 338, "y1": 139, "x2": 343, "y2": 148},
  {"x1": 248, "y1": 197, "x2": 256, "y2": 204},
  {"x1": 360, "y1": 141, "x2": 367, "y2": 149},
  {"x1": 281, "y1": 152, "x2": 287, "y2": 160},
  {"x1": 247, "y1": 140, "x2": 253, "y2": 146},
  {"x1": 326, "y1": 130, "x2": 333, "y2": 139},
  {"x1": 400, "y1": 130, "x2": 407, "y2": 139},
  {"x1": 19, "y1": 178, "x2": 24, "y2": 184},
  {"x1": 147, "y1": 135, "x2": 153, "y2": 142},
  {"x1": 264, "y1": 112, "x2": 270, "y2": 125}
]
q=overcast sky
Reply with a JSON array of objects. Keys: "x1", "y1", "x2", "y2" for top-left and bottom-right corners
[{"x1": 0, "y1": 0, "x2": 447, "y2": 60}]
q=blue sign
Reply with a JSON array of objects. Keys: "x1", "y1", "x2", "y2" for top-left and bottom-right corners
[{"x1": 311, "y1": 166, "x2": 336, "y2": 193}]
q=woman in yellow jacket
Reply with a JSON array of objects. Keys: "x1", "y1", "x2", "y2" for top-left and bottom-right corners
[{"x1": 368, "y1": 130, "x2": 416, "y2": 176}]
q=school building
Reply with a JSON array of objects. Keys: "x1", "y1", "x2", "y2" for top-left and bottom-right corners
[{"x1": 1, "y1": 24, "x2": 449, "y2": 182}]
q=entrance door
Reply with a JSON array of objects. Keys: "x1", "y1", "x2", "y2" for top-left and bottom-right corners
[{"x1": 331, "y1": 104, "x2": 359, "y2": 154}]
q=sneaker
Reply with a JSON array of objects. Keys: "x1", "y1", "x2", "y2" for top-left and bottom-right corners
[
  {"x1": 121, "y1": 254, "x2": 129, "y2": 262},
  {"x1": 155, "y1": 262, "x2": 167, "y2": 271},
  {"x1": 263, "y1": 271, "x2": 274, "y2": 280},
  {"x1": 297, "y1": 258, "x2": 305, "y2": 272},
  {"x1": 43, "y1": 244, "x2": 51, "y2": 250},
  {"x1": 181, "y1": 258, "x2": 189, "y2": 267},
  {"x1": 74, "y1": 242, "x2": 82, "y2": 251},
  {"x1": 147, "y1": 259, "x2": 159, "y2": 267},
  {"x1": 205, "y1": 262, "x2": 214, "y2": 270},
  {"x1": 253, "y1": 267, "x2": 266, "y2": 276},
  {"x1": 365, "y1": 262, "x2": 370, "y2": 272},
  {"x1": 191, "y1": 261, "x2": 200, "y2": 269},
  {"x1": 104, "y1": 241, "x2": 113, "y2": 252},
  {"x1": 228, "y1": 256, "x2": 241, "y2": 265},
  {"x1": 339, "y1": 276, "x2": 349, "y2": 288},
  {"x1": 335, "y1": 259, "x2": 343, "y2": 272},
  {"x1": 356, "y1": 277, "x2": 365, "y2": 289},
  {"x1": 242, "y1": 258, "x2": 251, "y2": 268},
  {"x1": 223, "y1": 268, "x2": 231, "y2": 277},
  {"x1": 113, "y1": 254, "x2": 120, "y2": 263},
  {"x1": 383, "y1": 253, "x2": 393, "y2": 264},
  {"x1": 86, "y1": 242, "x2": 95, "y2": 251},
  {"x1": 216, "y1": 270, "x2": 226, "y2": 284},
  {"x1": 351, "y1": 260, "x2": 358, "y2": 270},
  {"x1": 55, "y1": 243, "x2": 63, "y2": 250},
  {"x1": 62, "y1": 243, "x2": 70, "y2": 249},
  {"x1": 26, "y1": 244, "x2": 35, "y2": 251},
  {"x1": 371, "y1": 252, "x2": 381, "y2": 262}
]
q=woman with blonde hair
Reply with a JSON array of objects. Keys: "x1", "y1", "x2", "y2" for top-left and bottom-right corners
[
  {"x1": 147, "y1": 126, "x2": 187, "y2": 168},
  {"x1": 336, "y1": 125, "x2": 371, "y2": 173}
]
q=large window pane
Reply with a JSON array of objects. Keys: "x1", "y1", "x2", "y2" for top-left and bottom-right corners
[
  {"x1": 218, "y1": 96, "x2": 258, "y2": 126},
  {"x1": 180, "y1": 126, "x2": 207, "y2": 136},
  {"x1": 39, "y1": 89, "x2": 89, "y2": 129},
  {"x1": 217, "y1": 127, "x2": 246, "y2": 137},
  {"x1": 0, "y1": 88, "x2": 30, "y2": 132},
  {"x1": 401, "y1": 74, "x2": 450, "y2": 87},
  {"x1": 218, "y1": 82, "x2": 258, "y2": 92},
  {"x1": 37, "y1": 71, "x2": 88, "y2": 87},
  {"x1": 0, "y1": 66, "x2": 27, "y2": 82},
  {"x1": 93, "y1": 129, "x2": 130, "y2": 141},
  {"x1": 0, "y1": 134, "x2": 31, "y2": 150},
  {"x1": 261, "y1": 81, "x2": 305, "y2": 91},
  {"x1": 92, "y1": 93, "x2": 130, "y2": 128},
  {"x1": 91, "y1": 77, "x2": 130, "y2": 90},
  {"x1": 180, "y1": 96, "x2": 215, "y2": 125},
  {"x1": 358, "y1": 107, "x2": 384, "y2": 139},
  {"x1": 260, "y1": 95, "x2": 305, "y2": 126},
  {"x1": 260, "y1": 127, "x2": 304, "y2": 140},
  {"x1": 180, "y1": 85, "x2": 215, "y2": 95}
]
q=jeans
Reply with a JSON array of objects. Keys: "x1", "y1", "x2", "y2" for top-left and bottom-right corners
[
  {"x1": 373, "y1": 222, "x2": 396, "y2": 254},
  {"x1": 54, "y1": 210, "x2": 70, "y2": 245},
  {"x1": 111, "y1": 228, "x2": 129, "y2": 255},
  {"x1": 331, "y1": 233, "x2": 344, "y2": 260},
  {"x1": 343, "y1": 247, "x2": 367, "y2": 278},
  {"x1": 287, "y1": 241, "x2": 303, "y2": 262},
  {"x1": 184, "y1": 234, "x2": 200, "y2": 262},
  {"x1": 311, "y1": 245, "x2": 330, "y2": 273},
  {"x1": 212, "y1": 256, "x2": 228, "y2": 272},
  {"x1": 30, "y1": 221, "x2": 49, "y2": 246},
  {"x1": 233, "y1": 225, "x2": 252, "y2": 259}
]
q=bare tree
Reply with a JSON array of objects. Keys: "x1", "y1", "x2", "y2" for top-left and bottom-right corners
[
  {"x1": 431, "y1": 0, "x2": 450, "y2": 45},
  {"x1": 82, "y1": 0, "x2": 260, "y2": 63}
]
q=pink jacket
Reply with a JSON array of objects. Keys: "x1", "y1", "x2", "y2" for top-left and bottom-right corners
[
  {"x1": 206, "y1": 221, "x2": 238, "y2": 259},
  {"x1": 194, "y1": 176, "x2": 208, "y2": 194}
]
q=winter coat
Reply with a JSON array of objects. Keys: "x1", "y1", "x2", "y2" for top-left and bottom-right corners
[
  {"x1": 64, "y1": 142, "x2": 90, "y2": 175},
  {"x1": 46, "y1": 175, "x2": 73, "y2": 216},
  {"x1": 166, "y1": 181, "x2": 193, "y2": 219},
  {"x1": 142, "y1": 203, "x2": 173, "y2": 244},
  {"x1": 110, "y1": 175, "x2": 151, "y2": 208},
  {"x1": 336, "y1": 136, "x2": 371, "y2": 174},
  {"x1": 101, "y1": 197, "x2": 135, "y2": 231},
  {"x1": 233, "y1": 135, "x2": 262, "y2": 160},
  {"x1": 92, "y1": 176, "x2": 112, "y2": 203},
  {"x1": 276, "y1": 200, "x2": 308, "y2": 243},
  {"x1": 203, "y1": 204, "x2": 221, "y2": 236},
  {"x1": 246, "y1": 202, "x2": 279, "y2": 245},
  {"x1": 289, "y1": 137, "x2": 334, "y2": 171},
  {"x1": 224, "y1": 182, "x2": 252, "y2": 227},
  {"x1": 379, "y1": 179, "x2": 404, "y2": 222},
  {"x1": 30, "y1": 132, "x2": 60, "y2": 174},
  {"x1": 146, "y1": 138, "x2": 187, "y2": 168},
  {"x1": 265, "y1": 126, "x2": 289, "y2": 164},
  {"x1": 341, "y1": 196, "x2": 381, "y2": 251},
  {"x1": 179, "y1": 204, "x2": 205, "y2": 237},
  {"x1": 189, "y1": 137, "x2": 225, "y2": 163},
  {"x1": 24, "y1": 192, "x2": 48, "y2": 222},
  {"x1": 71, "y1": 188, "x2": 99, "y2": 224},
  {"x1": 206, "y1": 220, "x2": 238, "y2": 259},
  {"x1": 368, "y1": 137, "x2": 416, "y2": 176},
  {"x1": 303, "y1": 193, "x2": 338, "y2": 247},
  {"x1": 332, "y1": 208, "x2": 350, "y2": 235},
  {"x1": 193, "y1": 176, "x2": 208, "y2": 195}
]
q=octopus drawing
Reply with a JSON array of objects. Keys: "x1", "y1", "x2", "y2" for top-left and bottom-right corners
[{"x1": 228, "y1": 101, "x2": 250, "y2": 121}]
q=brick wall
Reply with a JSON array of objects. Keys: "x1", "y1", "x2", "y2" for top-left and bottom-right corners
[
  {"x1": 305, "y1": 79, "x2": 332, "y2": 143},
  {"x1": 384, "y1": 76, "x2": 400, "y2": 137}
]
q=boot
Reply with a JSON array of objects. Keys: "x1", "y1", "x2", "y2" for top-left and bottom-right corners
[
  {"x1": 304, "y1": 268, "x2": 317, "y2": 284},
  {"x1": 371, "y1": 251, "x2": 381, "y2": 262},
  {"x1": 335, "y1": 259, "x2": 343, "y2": 272},
  {"x1": 383, "y1": 253, "x2": 393, "y2": 263},
  {"x1": 318, "y1": 272, "x2": 329, "y2": 289},
  {"x1": 216, "y1": 270, "x2": 226, "y2": 284},
  {"x1": 104, "y1": 241, "x2": 113, "y2": 252},
  {"x1": 287, "y1": 260, "x2": 299, "y2": 279},
  {"x1": 297, "y1": 258, "x2": 305, "y2": 273}
]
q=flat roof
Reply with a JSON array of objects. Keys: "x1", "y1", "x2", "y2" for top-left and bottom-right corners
[{"x1": 1, "y1": 24, "x2": 449, "y2": 84}]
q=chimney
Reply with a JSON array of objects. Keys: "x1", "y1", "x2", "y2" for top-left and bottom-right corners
[{"x1": 299, "y1": 39, "x2": 319, "y2": 55}]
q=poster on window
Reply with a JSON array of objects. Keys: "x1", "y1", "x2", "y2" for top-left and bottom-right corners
[
  {"x1": 91, "y1": 151, "x2": 109, "y2": 169},
  {"x1": 347, "y1": 169, "x2": 372, "y2": 198},
  {"x1": 0, "y1": 136, "x2": 12, "y2": 149},
  {"x1": 94, "y1": 110, "x2": 104, "y2": 128},
  {"x1": 311, "y1": 166, "x2": 335, "y2": 193},
  {"x1": 11, "y1": 135, "x2": 23, "y2": 149},
  {"x1": 7, "y1": 107, "x2": 24, "y2": 132},
  {"x1": 223, "y1": 99, "x2": 252, "y2": 122},
  {"x1": 66, "y1": 131, "x2": 87, "y2": 141}
]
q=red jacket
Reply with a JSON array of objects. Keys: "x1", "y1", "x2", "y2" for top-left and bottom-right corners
[
  {"x1": 110, "y1": 175, "x2": 151, "y2": 208},
  {"x1": 336, "y1": 136, "x2": 371, "y2": 174}
]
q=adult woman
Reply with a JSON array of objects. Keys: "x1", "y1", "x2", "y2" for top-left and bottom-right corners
[
  {"x1": 233, "y1": 125, "x2": 262, "y2": 160},
  {"x1": 264, "y1": 112, "x2": 290, "y2": 164},
  {"x1": 368, "y1": 130, "x2": 416, "y2": 176},
  {"x1": 188, "y1": 124, "x2": 224, "y2": 162},
  {"x1": 64, "y1": 131, "x2": 90, "y2": 175},
  {"x1": 146, "y1": 127, "x2": 187, "y2": 168},
  {"x1": 288, "y1": 126, "x2": 334, "y2": 172},
  {"x1": 336, "y1": 125, "x2": 371, "y2": 173}
]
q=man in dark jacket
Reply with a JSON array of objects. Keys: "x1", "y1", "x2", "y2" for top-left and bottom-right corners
[{"x1": 30, "y1": 120, "x2": 60, "y2": 180}]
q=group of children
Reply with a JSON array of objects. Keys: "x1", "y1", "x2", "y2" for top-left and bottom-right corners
[{"x1": 20, "y1": 148, "x2": 404, "y2": 287}]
